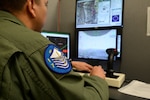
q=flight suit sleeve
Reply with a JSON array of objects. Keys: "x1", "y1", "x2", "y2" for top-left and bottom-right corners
[
  {"x1": 55, "y1": 72, "x2": 109, "y2": 100},
  {"x1": 25, "y1": 45, "x2": 109, "y2": 100},
  {"x1": 0, "y1": 45, "x2": 109, "y2": 100},
  {"x1": 26, "y1": 45, "x2": 109, "y2": 100},
  {"x1": 24, "y1": 45, "x2": 109, "y2": 100}
]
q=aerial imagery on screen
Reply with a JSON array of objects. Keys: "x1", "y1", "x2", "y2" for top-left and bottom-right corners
[{"x1": 76, "y1": 0, "x2": 123, "y2": 28}]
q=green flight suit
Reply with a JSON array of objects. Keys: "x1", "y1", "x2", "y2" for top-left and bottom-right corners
[{"x1": 0, "y1": 10, "x2": 109, "y2": 100}]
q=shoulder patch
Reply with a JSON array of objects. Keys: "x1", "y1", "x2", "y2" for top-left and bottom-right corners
[{"x1": 44, "y1": 44, "x2": 72, "y2": 74}]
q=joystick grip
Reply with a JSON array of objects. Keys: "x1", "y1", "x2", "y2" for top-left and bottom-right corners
[{"x1": 106, "y1": 48, "x2": 118, "y2": 78}]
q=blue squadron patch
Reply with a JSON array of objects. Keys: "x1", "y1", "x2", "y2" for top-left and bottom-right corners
[{"x1": 44, "y1": 44, "x2": 72, "y2": 74}]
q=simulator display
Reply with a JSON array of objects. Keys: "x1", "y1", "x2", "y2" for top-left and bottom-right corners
[{"x1": 77, "y1": 29, "x2": 121, "y2": 61}]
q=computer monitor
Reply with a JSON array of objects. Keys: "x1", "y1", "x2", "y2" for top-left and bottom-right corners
[
  {"x1": 75, "y1": 0, "x2": 124, "y2": 28},
  {"x1": 41, "y1": 31, "x2": 70, "y2": 59},
  {"x1": 76, "y1": 29, "x2": 121, "y2": 61}
]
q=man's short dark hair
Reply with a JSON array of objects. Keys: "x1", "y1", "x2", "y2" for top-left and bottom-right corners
[{"x1": 0, "y1": 0, "x2": 40, "y2": 11}]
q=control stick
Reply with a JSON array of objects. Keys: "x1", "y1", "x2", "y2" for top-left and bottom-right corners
[{"x1": 106, "y1": 48, "x2": 119, "y2": 78}]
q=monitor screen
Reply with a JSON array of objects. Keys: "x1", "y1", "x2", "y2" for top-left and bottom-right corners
[
  {"x1": 76, "y1": 0, "x2": 124, "y2": 28},
  {"x1": 41, "y1": 31, "x2": 70, "y2": 59},
  {"x1": 77, "y1": 29, "x2": 121, "y2": 60}
]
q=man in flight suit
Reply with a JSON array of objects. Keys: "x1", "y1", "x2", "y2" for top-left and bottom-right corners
[{"x1": 0, "y1": 0, "x2": 109, "y2": 100}]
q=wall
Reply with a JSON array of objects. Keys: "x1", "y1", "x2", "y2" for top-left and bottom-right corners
[
  {"x1": 42, "y1": 0, "x2": 76, "y2": 57},
  {"x1": 121, "y1": 0, "x2": 150, "y2": 83},
  {"x1": 59, "y1": 0, "x2": 76, "y2": 58},
  {"x1": 44, "y1": 0, "x2": 150, "y2": 83},
  {"x1": 60, "y1": 0, "x2": 150, "y2": 83},
  {"x1": 42, "y1": 0, "x2": 58, "y2": 31}
]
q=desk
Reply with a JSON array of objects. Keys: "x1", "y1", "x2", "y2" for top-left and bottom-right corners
[
  {"x1": 109, "y1": 81, "x2": 148, "y2": 100},
  {"x1": 75, "y1": 68, "x2": 148, "y2": 100}
]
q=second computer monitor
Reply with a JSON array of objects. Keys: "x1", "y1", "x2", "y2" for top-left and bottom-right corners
[
  {"x1": 76, "y1": 29, "x2": 121, "y2": 61},
  {"x1": 41, "y1": 31, "x2": 70, "y2": 59}
]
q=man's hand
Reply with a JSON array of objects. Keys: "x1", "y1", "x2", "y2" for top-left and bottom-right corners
[
  {"x1": 90, "y1": 66, "x2": 106, "y2": 79},
  {"x1": 71, "y1": 61, "x2": 93, "y2": 72}
]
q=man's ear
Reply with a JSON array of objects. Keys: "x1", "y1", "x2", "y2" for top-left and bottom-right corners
[{"x1": 26, "y1": 0, "x2": 36, "y2": 17}]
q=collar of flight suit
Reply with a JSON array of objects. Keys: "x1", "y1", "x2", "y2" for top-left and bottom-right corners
[{"x1": 0, "y1": 10, "x2": 25, "y2": 27}]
